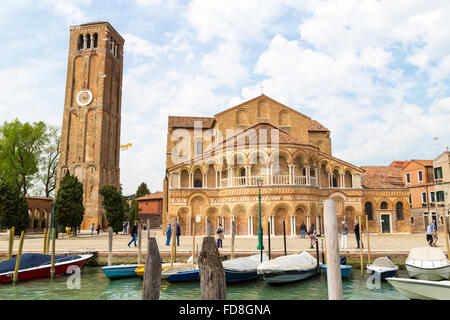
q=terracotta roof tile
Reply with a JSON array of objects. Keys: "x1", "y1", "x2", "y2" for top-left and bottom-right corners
[
  {"x1": 411, "y1": 159, "x2": 433, "y2": 166},
  {"x1": 308, "y1": 120, "x2": 330, "y2": 132},
  {"x1": 136, "y1": 191, "x2": 163, "y2": 201},
  {"x1": 360, "y1": 166, "x2": 406, "y2": 189},
  {"x1": 168, "y1": 116, "x2": 215, "y2": 129},
  {"x1": 389, "y1": 161, "x2": 409, "y2": 168}
]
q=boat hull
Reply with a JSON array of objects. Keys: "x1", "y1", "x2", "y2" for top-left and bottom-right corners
[
  {"x1": 166, "y1": 270, "x2": 199, "y2": 283},
  {"x1": 225, "y1": 270, "x2": 260, "y2": 283},
  {"x1": 367, "y1": 266, "x2": 398, "y2": 280},
  {"x1": 261, "y1": 268, "x2": 319, "y2": 284},
  {"x1": 321, "y1": 265, "x2": 352, "y2": 278},
  {"x1": 387, "y1": 277, "x2": 450, "y2": 300},
  {"x1": 102, "y1": 264, "x2": 141, "y2": 279},
  {"x1": 406, "y1": 264, "x2": 450, "y2": 281},
  {"x1": 0, "y1": 255, "x2": 92, "y2": 283}
]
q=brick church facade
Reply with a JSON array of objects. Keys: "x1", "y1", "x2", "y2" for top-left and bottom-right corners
[{"x1": 163, "y1": 95, "x2": 412, "y2": 236}]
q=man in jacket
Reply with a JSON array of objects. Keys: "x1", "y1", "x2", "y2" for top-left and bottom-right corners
[
  {"x1": 166, "y1": 223, "x2": 172, "y2": 246},
  {"x1": 176, "y1": 222, "x2": 181, "y2": 246},
  {"x1": 300, "y1": 222, "x2": 307, "y2": 239},
  {"x1": 354, "y1": 222, "x2": 364, "y2": 249},
  {"x1": 341, "y1": 221, "x2": 348, "y2": 249},
  {"x1": 127, "y1": 222, "x2": 138, "y2": 247}
]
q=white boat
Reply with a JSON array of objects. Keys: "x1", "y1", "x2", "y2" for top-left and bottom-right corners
[
  {"x1": 367, "y1": 257, "x2": 399, "y2": 280},
  {"x1": 161, "y1": 264, "x2": 199, "y2": 282},
  {"x1": 387, "y1": 277, "x2": 450, "y2": 300},
  {"x1": 405, "y1": 247, "x2": 450, "y2": 281},
  {"x1": 222, "y1": 253, "x2": 269, "y2": 283},
  {"x1": 257, "y1": 251, "x2": 319, "y2": 284}
]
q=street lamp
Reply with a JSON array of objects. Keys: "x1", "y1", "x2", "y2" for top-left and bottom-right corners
[{"x1": 257, "y1": 178, "x2": 264, "y2": 252}]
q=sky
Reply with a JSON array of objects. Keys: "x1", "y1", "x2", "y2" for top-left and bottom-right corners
[{"x1": 1, "y1": 0, "x2": 450, "y2": 196}]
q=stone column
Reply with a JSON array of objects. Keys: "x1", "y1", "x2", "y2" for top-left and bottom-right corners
[
  {"x1": 219, "y1": 170, "x2": 222, "y2": 188},
  {"x1": 351, "y1": 174, "x2": 355, "y2": 188},
  {"x1": 215, "y1": 171, "x2": 219, "y2": 188},
  {"x1": 271, "y1": 216, "x2": 275, "y2": 236},
  {"x1": 248, "y1": 166, "x2": 252, "y2": 186},
  {"x1": 305, "y1": 166, "x2": 311, "y2": 185},
  {"x1": 228, "y1": 167, "x2": 232, "y2": 187},
  {"x1": 328, "y1": 172, "x2": 332, "y2": 187},
  {"x1": 340, "y1": 174, "x2": 345, "y2": 188},
  {"x1": 307, "y1": 215, "x2": 311, "y2": 230},
  {"x1": 292, "y1": 215, "x2": 296, "y2": 236},
  {"x1": 288, "y1": 165, "x2": 293, "y2": 185},
  {"x1": 314, "y1": 168, "x2": 319, "y2": 187},
  {"x1": 292, "y1": 165, "x2": 296, "y2": 184},
  {"x1": 178, "y1": 173, "x2": 181, "y2": 189},
  {"x1": 266, "y1": 165, "x2": 270, "y2": 185}
]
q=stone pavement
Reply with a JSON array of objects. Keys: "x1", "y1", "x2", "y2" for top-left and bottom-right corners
[{"x1": 1, "y1": 229, "x2": 448, "y2": 257}]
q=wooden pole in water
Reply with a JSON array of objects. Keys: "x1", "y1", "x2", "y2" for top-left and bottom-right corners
[
  {"x1": 138, "y1": 223, "x2": 142, "y2": 265},
  {"x1": 283, "y1": 220, "x2": 287, "y2": 256},
  {"x1": 171, "y1": 224, "x2": 175, "y2": 266},
  {"x1": 323, "y1": 199, "x2": 343, "y2": 300},
  {"x1": 442, "y1": 207, "x2": 450, "y2": 259},
  {"x1": 192, "y1": 219, "x2": 196, "y2": 264},
  {"x1": 8, "y1": 227, "x2": 15, "y2": 260},
  {"x1": 358, "y1": 215, "x2": 363, "y2": 276},
  {"x1": 199, "y1": 225, "x2": 226, "y2": 300},
  {"x1": 365, "y1": 214, "x2": 371, "y2": 265},
  {"x1": 231, "y1": 220, "x2": 235, "y2": 260},
  {"x1": 50, "y1": 228, "x2": 56, "y2": 278},
  {"x1": 142, "y1": 237, "x2": 162, "y2": 300},
  {"x1": 108, "y1": 227, "x2": 113, "y2": 266},
  {"x1": 43, "y1": 228, "x2": 47, "y2": 254},
  {"x1": 13, "y1": 231, "x2": 25, "y2": 283},
  {"x1": 268, "y1": 221, "x2": 271, "y2": 260}
]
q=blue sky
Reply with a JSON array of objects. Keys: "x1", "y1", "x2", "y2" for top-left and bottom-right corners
[{"x1": 1, "y1": 0, "x2": 450, "y2": 195}]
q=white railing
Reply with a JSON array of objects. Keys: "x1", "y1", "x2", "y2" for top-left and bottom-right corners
[
  {"x1": 272, "y1": 175, "x2": 289, "y2": 185},
  {"x1": 294, "y1": 175, "x2": 307, "y2": 185},
  {"x1": 249, "y1": 176, "x2": 266, "y2": 186},
  {"x1": 232, "y1": 176, "x2": 246, "y2": 187}
]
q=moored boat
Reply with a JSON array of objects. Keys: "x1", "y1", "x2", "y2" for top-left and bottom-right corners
[
  {"x1": 102, "y1": 264, "x2": 141, "y2": 279},
  {"x1": 405, "y1": 247, "x2": 450, "y2": 281},
  {"x1": 257, "y1": 251, "x2": 319, "y2": 284},
  {"x1": 222, "y1": 253, "x2": 269, "y2": 283},
  {"x1": 387, "y1": 277, "x2": 450, "y2": 300},
  {"x1": 367, "y1": 257, "x2": 398, "y2": 280},
  {"x1": 0, "y1": 253, "x2": 93, "y2": 283},
  {"x1": 134, "y1": 262, "x2": 186, "y2": 277},
  {"x1": 162, "y1": 264, "x2": 199, "y2": 282},
  {"x1": 320, "y1": 264, "x2": 352, "y2": 278}
]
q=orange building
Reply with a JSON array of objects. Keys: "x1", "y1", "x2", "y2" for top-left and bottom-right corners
[
  {"x1": 136, "y1": 192, "x2": 163, "y2": 228},
  {"x1": 402, "y1": 160, "x2": 436, "y2": 232}
]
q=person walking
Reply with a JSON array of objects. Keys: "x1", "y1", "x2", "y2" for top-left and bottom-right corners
[
  {"x1": 176, "y1": 222, "x2": 181, "y2": 246},
  {"x1": 216, "y1": 224, "x2": 224, "y2": 248},
  {"x1": 96, "y1": 223, "x2": 101, "y2": 235},
  {"x1": 426, "y1": 221, "x2": 435, "y2": 246},
  {"x1": 432, "y1": 220, "x2": 438, "y2": 247},
  {"x1": 90, "y1": 223, "x2": 95, "y2": 236},
  {"x1": 309, "y1": 224, "x2": 316, "y2": 249},
  {"x1": 127, "y1": 222, "x2": 138, "y2": 247},
  {"x1": 165, "y1": 223, "x2": 172, "y2": 246},
  {"x1": 300, "y1": 222, "x2": 307, "y2": 239},
  {"x1": 354, "y1": 221, "x2": 364, "y2": 249},
  {"x1": 341, "y1": 221, "x2": 348, "y2": 249}
]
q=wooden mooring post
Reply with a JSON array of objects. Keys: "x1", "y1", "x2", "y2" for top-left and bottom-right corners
[
  {"x1": 198, "y1": 221, "x2": 226, "y2": 300},
  {"x1": 8, "y1": 227, "x2": 15, "y2": 260},
  {"x1": 283, "y1": 220, "x2": 287, "y2": 256},
  {"x1": 442, "y1": 208, "x2": 450, "y2": 259},
  {"x1": 108, "y1": 227, "x2": 113, "y2": 266},
  {"x1": 43, "y1": 228, "x2": 48, "y2": 254},
  {"x1": 365, "y1": 215, "x2": 371, "y2": 265},
  {"x1": 267, "y1": 221, "x2": 271, "y2": 260},
  {"x1": 50, "y1": 228, "x2": 56, "y2": 278},
  {"x1": 358, "y1": 215, "x2": 363, "y2": 276},
  {"x1": 138, "y1": 223, "x2": 142, "y2": 265},
  {"x1": 142, "y1": 237, "x2": 162, "y2": 300},
  {"x1": 323, "y1": 199, "x2": 343, "y2": 300},
  {"x1": 231, "y1": 220, "x2": 235, "y2": 260},
  {"x1": 13, "y1": 231, "x2": 25, "y2": 283}
]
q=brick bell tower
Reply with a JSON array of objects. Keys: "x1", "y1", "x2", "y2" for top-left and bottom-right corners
[{"x1": 56, "y1": 22, "x2": 124, "y2": 230}]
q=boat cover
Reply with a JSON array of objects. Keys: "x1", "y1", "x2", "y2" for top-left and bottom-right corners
[
  {"x1": 0, "y1": 253, "x2": 81, "y2": 274},
  {"x1": 222, "y1": 254, "x2": 269, "y2": 272},
  {"x1": 257, "y1": 252, "x2": 317, "y2": 274},
  {"x1": 370, "y1": 257, "x2": 397, "y2": 269},
  {"x1": 407, "y1": 247, "x2": 448, "y2": 261},
  {"x1": 162, "y1": 264, "x2": 198, "y2": 276}
]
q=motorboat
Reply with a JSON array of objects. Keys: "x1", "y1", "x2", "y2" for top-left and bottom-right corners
[
  {"x1": 102, "y1": 264, "x2": 141, "y2": 279},
  {"x1": 320, "y1": 264, "x2": 352, "y2": 278},
  {"x1": 405, "y1": 247, "x2": 450, "y2": 281},
  {"x1": 387, "y1": 277, "x2": 450, "y2": 300},
  {"x1": 134, "y1": 262, "x2": 186, "y2": 277},
  {"x1": 0, "y1": 253, "x2": 93, "y2": 283},
  {"x1": 161, "y1": 264, "x2": 199, "y2": 282},
  {"x1": 222, "y1": 253, "x2": 269, "y2": 283},
  {"x1": 257, "y1": 251, "x2": 319, "y2": 284},
  {"x1": 367, "y1": 257, "x2": 399, "y2": 280}
]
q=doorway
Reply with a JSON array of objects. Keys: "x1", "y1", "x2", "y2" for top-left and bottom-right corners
[{"x1": 380, "y1": 214, "x2": 391, "y2": 233}]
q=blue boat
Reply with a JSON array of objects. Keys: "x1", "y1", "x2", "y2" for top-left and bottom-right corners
[
  {"x1": 320, "y1": 264, "x2": 352, "y2": 278},
  {"x1": 102, "y1": 264, "x2": 141, "y2": 279},
  {"x1": 162, "y1": 264, "x2": 199, "y2": 283},
  {"x1": 223, "y1": 253, "x2": 269, "y2": 283}
]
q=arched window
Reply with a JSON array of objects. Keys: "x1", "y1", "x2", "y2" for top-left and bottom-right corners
[
  {"x1": 380, "y1": 201, "x2": 388, "y2": 210},
  {"x1": 78, "y1": 34, "x2": 84, "y2": 50},
  {"x1": 365, "y1": 202, "x2": 373, "y2": 221},
  {"x1": 86, "y1": 34, "x2": 91, "y2": 49},
  {"x1": 396, "y1": 202, "x2": 404, "y2": 220},
  {"x1": 240, "y1": 168, "x2": 246, "y2": 177},
  {"x1": 93, "y1": 33, "x2": 98, "y2": 48}
]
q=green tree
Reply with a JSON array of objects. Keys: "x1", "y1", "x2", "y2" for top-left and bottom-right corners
[
  {"x1": 128, "y1": 199, "x2": 141, "y2": 222},
  {"x1": 0, "y1": 119, "x2": 48, "y2": 195},
  {"x1": 54, "y1": 170, "x2": 84, "y2": 236},
  {"x1": 37, "y1": 125, "x2": 60, "y2": 197},
  {"x1": 136, "y1": 182, "x2": 150, "y2": 198},
  {"x1": 99, "y1": 185, "x2": 125, "y2": 233},
  {"x1": 0, "y1": 182, "x2": 29, "y2": 234}
]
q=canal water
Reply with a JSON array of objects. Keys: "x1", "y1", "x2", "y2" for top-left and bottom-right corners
[{"x1": 0, "y1": 267, "x2": 409, "y2": 300}]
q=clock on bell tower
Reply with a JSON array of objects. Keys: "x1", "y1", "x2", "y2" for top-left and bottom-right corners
[{"x1": 56, "y1": 22, "x2": 125, "y2": 230}]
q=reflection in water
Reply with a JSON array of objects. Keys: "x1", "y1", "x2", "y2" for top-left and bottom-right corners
[{"x1": 0, "y1": 267, "x2": 409, "y2": 300}]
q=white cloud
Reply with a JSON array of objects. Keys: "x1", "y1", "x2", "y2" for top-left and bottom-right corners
[{"x1": 38, "y1": 0, "x2": 92, "y2": 25}]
